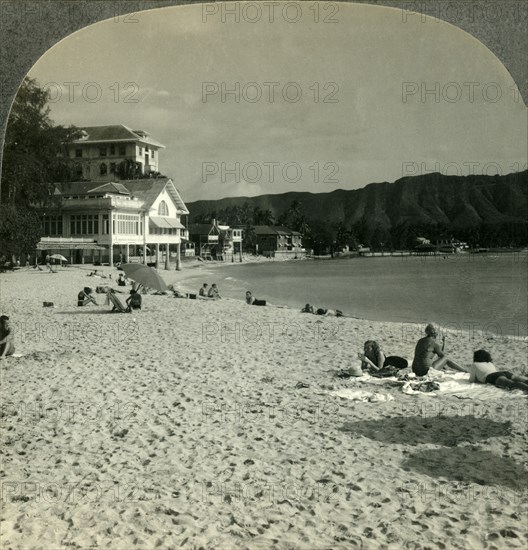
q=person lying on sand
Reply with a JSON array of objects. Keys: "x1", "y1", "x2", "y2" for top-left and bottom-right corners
[
  {"x1": 301, "y1": 303, "x2": 344, "y2": 317},
  {"x1": 358, "y1": 340, "x2": 408, "y2": 372},
  {"x1": 77, "y1": 287, "x2": 97, "y2": 307},
  {"x1": 246, "y1": 291, "x2": 266, "y2": 306},
  {"x1": 411, "y1": 323, "x2": 465, "y2": 376},
  {"x1": 0, "y1": 315, "x2": 15, "y2": 359},
  {"x1": 469, "y1": 349, "x2": 528, "y2": 391}
]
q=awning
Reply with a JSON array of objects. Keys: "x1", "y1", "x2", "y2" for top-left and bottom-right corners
[
  {"x1": 37, "y1": 242, "x2": 106, "y2": 251},
  {"x1": 150, "y1": 216, "x2": 185, "y2": 229}
]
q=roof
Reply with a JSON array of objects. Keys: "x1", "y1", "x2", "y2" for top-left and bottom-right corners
[
  {"x1": 188, "y1": 223, "x2": 219, "y2": 236},
  {"x1": 88, "y1": 182, "x2": 130, "y2": 195},
  {"x1": 72, "y1": 125, "x2": 165, "y2": 148},
  {"x1": 123, "y1": 178, "x2": 189, "y2": 214},
  {"x1": 53, "y1": 178, "x2": 189, "y2": 214},
  {"x1": 253, "y1": 225, "x2": 301, "y2": 236}
]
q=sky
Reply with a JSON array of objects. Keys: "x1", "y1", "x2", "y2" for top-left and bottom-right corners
[{"x1": 26, "y1": 2, "x2": 527, "y2": 202}]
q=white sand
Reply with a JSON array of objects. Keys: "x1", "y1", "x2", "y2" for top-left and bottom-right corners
[{"x1": 1, "y1": 265, "x2": 527, "y2": 549}]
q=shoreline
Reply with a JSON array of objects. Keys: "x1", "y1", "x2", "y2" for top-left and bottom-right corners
[
  {"x1": 1, "y1": 267, "x2": 527, "y2": 548},
  {"x1": 170, "y1": 257, "x2": 528, "y2": 340}
]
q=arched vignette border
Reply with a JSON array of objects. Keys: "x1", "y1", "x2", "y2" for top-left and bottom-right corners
[{"x1": 0, "y1": 0, "x2": 526, "y2": 165}]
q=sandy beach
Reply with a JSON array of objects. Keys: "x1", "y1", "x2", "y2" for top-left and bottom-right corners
[{"x1": 1, "y1": 264, "x2": 527, "y2": 549}]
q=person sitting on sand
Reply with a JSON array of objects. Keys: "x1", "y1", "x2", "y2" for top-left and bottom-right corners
[
  {"x1": 358, "y1": 340, "x2": 408, "y2": 372},
  {"x1": 77, "y1": 287, "x2": 97, "y2": 307},
  {"x1": 199, "y1": 283, "x2": 208, "y2": 297},
  {"x1": 411, "y1": 323, "x2": 465, "y2": 376},
  {"x1": 246, "y1": 291, "x2": 266, "y2": 306},
  {"x1": 117, "y1": 274, "x2": 127, "y2": 287},
  {"x1": 301, "y1": 304, "x2": 315, "y2": 313},
  {"x1": 469, "y1": 349, "x2": 528, "y2": 391},
  {"x1": 126, "y1": 289, "x2": 142, "y2": 311},
  {"x1": 208, "y1": 283, "x2": 221, "y2": 299},
  {"x1": 0, "y1": 315, "x2": 15, "y2": 359}
]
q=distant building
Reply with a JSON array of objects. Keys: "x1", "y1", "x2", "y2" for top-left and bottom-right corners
[
  {"x1": 67, "y1": 125, "x2": 165, "y2": 182},
  {"x1": 253, "y1": 226, "x2": 302, "y2": 257},
  {"x1": 188, "y1": 219, "x2": 243, "y2": 260}
]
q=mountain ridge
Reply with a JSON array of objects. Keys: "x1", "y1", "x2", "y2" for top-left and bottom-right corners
[{"x1": 187, "y1": 171, "x2": 527, "y2": 233}]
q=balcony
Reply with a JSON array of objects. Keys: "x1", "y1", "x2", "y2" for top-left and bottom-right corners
[{"x1": 59, "y1": 196, "x2": 143, "y2": 210}]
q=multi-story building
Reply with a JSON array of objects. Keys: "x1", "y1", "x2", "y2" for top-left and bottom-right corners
[
  {"x1": 188, "y1": 219, "x2": 243, "y2": 260},
  {"x1": 37, "y1": 125, "x2": 189, "y2": 269},
  {"x1": 68, "y1": 125, "x2": 164, "y2": 182},
  {"x1": 253, "y1": 226, "x2": 302, "y2": 257}
]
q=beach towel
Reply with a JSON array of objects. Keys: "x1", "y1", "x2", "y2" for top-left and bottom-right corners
[
  {"x1": 329, "y1": 389, "x2": 394, "y2": 402},
  {"x1": 426, "y1": 371, "x2": 526, "y2": 399}
]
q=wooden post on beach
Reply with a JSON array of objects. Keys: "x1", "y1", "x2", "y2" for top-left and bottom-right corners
[
  {"x1": 165, "y1": 243, "x2": 170, "y2": 270},
  {"x1": 143, "y1": 244, "x2": 147, "y2": 265},
  {"x1": 125, "y1": 244, "x2": 129, "y2": 263},
  {"x1": 176, "y1": 242, "x2": 181, "y2": 271},
  {"x1": 155, "y1": 243, "x2": 160, "y2": 268}
]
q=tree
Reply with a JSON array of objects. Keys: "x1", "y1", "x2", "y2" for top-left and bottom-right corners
[
  {"x1": 116, "y1": 159, "x2": 142, "y2": 180},
  {"x1": 0, "y1": 205, "x2": 42, "y2": 260},
  {"x1": 1, "y1": 77, "x2": 81, "y2": 207}
]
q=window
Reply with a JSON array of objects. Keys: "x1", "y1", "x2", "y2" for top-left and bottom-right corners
[
  {"x1": 74, "y1": 164, "x2": 83, "y2": 178},
  {"x1": 116, "y1": 214, "x2": 140, "y2": 235},
  {"x1": 103, "y1": 214, "x2": 109, "y2": 235},
  {"x1": 42, "y1": 215, "x2": 63, "y2": 236},
  {"x1": 110, "y1": 144, "x2": 115, "y2": 155},
  {"x1": 100, "y1": 163, "x2": 107, "y2": 176},
  {"x1": 158, "y1": 200, "x2": 169, "y2": 216},
  {"x1": 70, "y1": 215, "x2": 99, "y2": 235},
  {"x1": 138, "y1": 147, "x2": 142, "y2": 155},
  {"x1": 119, "y1": 145, "x2": 126, "y2": 155},
  {"x1": 75, "y1": 148, "x2": 82, "y2": 158},
  {"x1": 110, "y1": 163, "x2": 116, "y2": 173},
  {"x1": 99, "y1": 146, "x2": 107, "y2": 157}
]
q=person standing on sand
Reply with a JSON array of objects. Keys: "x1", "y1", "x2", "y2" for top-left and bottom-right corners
[
  {"x1": 0, "y1": 315, "x2": 15, "y2": 359},
  {"x1": 411, "y1": 323, "x2": 465, "y2": 376}
]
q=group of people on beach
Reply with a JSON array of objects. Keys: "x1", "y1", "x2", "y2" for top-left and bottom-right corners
[
  {"x1": 198, "y1": 283, "x2": 221, "y2": 299},
  {"x1": 355, "y1": 323, "x2": 528, "y2": 392},
  {"x1": 77, "y1": 286, "x2": 141, "y2": 312}
]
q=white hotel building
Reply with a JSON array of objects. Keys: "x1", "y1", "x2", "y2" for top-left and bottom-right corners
[{"x1": 38, "y1": 125, "x2": 189, "y2": 269}]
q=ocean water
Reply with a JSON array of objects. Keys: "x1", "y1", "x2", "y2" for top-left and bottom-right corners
[{"x1": 198, "y1": 253, "x2": 528, "y2": 337}]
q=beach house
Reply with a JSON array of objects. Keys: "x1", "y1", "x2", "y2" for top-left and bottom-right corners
[
  {"x1": 187, "y1": 219, "x2": 243, "y2": 260},
  {"x1": 37, "y1": 125, "x2": 189, "y2": 268},
  {"x1": 253, "y1": 226, "x2": 302, "y2": 257}
]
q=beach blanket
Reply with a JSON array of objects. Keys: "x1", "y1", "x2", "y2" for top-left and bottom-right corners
[
  {"x1": 424, "y1": 371, "x2": 526, "y2": 400},
  {"x1": 355, "y1": 371, "x2": 526, "y2": 400},
  {"x1": 329, "y1": 389, "x2": 395, "y2": 403}
]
